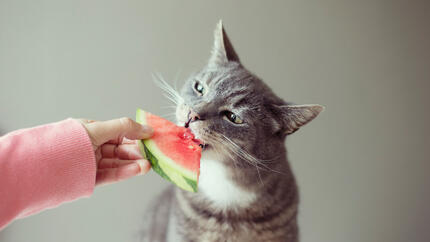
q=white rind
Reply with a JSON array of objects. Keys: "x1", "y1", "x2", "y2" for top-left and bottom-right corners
[
  {"x1": 136, "y1": 109, "x2": 199, "y2": 192},
  {"x1": 143, "y1": 139, "x2": 198, "y2": 180}
]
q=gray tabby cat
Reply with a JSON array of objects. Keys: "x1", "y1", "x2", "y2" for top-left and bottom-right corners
[{"x1": 140, "y1": 21, "x2": 323, "y2": 242}]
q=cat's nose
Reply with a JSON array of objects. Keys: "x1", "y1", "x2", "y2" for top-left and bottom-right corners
[
  {"x1": 185, "y1": 109, "x2": 203, "y2": 128},
  {"x1": 188, "y1": 110, "x2": 201, "y2": 122}
]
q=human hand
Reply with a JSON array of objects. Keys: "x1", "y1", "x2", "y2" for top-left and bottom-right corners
[{"x1": 79, "y1": 118, "x2": 153, "y2": 186}]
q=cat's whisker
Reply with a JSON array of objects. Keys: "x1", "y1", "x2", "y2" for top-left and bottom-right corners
[
  {"x1": 212, "y1": 136, "x2": 255, "y2": 166},
  {"x1": 220, "y1": 134, "x2": 269, "y2": 165},
  {"x1": 255, "y1": 166, "x2": 263, "y2": 186},
  {"x1": 219, "y1": 134, "x2": 286, "y2": 175},
  {"x1": 173, "y1": 69, "x2": 182, "y2": 92},
  {"x1": 210, "y1": 137, "x2": 239, "y2": 170},
  {"x1": 159, "y1": 113, "x2": 177, "y2": 120},
  {"x1": 220, "y1": 134, "x2": 276, "y2": 163},
  {"x1": 160, "y1": 105, "x2": 177, "y2": 109},
  {"x1": 212, "y1": 135, "x2": 262, "y2": 174},
  {"x1": 157, "y1": 80, "x2": 180, "y2": 102},
  {"x1": 227, "y1": 143, "x2": 264, "y2": 185},
  {"x1": 160, "y1": 112, "x2": 176, "y2": 116},
  {"x1": 162, "y1": 94, "x2": 179, "y2": 105},
  {"x1": 155, "y1": 82, "x2": 176, "y2": 102},
  {"x1": 152, "y1": 73, "x2": 184, "y2": 106}
]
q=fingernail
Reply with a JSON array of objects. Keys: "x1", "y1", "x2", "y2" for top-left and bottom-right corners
[
  {"x1": 141, "y1": 125, "x2": 153, "y2": 134},
  {"x1": 137, "y1": 160, "x2": 150, "y2": 175}
]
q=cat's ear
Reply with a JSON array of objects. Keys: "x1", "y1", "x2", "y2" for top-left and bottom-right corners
[
  {"x1": 276, "y1": 104, "x2": 324, "y2": 135},
  {"x1": 208, "y1": 20, "x2": 240, "y2": 66}
]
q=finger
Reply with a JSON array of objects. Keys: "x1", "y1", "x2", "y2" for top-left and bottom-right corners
[
  {"x1": 101, "y1": 143, "x2": 143, "y2": 159},
  {"x1": 116, "y1": 144, "x2": 142, "y2": 160},
  {"x1": 105, "y1": 138, "x2": 138, "y2": 145},
  {"x1": 98, "y1": 158, "x2": 135, "y2": 169},
  {"x1": 96, "y1": 160, "x2": 151, "y2": 186},
  {"x1": 87, "y1": 117, "x2": 153, "y2": 145},
  {"x1": 77, "y1": 119, "x2": 97, "y2": 124},
  {"x1": 122, "y1": 137, "x2": 137, "y2": 144},
  {"x1": 98, "y1": 158, "x2": 149, "y2": 169},
  {"x1": 96, "y1": 164, "x2": 139, "y2": 186},
  {"x1": 100, "y1": 144, "x2": 118, "y2": 158}
]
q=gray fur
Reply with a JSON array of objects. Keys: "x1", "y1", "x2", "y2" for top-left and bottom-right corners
[{"x1": 140, "y1": 21, "x2": 323, "y2": 242}]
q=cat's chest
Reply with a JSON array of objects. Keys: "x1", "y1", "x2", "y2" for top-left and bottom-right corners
[
  {"x1": 198, "y1": 158, "x2": 256, "y2": 207},
  {"x1": 167, "y1": 221, "x2": 254, "y2": 242}
]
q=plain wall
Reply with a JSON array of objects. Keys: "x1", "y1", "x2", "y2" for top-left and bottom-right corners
[{"x1": 1, "y1": 1, "x2": 429, "y2": 242}]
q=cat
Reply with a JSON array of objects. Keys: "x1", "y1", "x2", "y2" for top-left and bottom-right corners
[{"x1": 139, "y1": 21, "x2": 323, "y2": 242}]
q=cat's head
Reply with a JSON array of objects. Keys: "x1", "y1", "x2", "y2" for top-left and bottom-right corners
[{"x1": 175, "y1": 21, "x2": 323, "y2": 165}]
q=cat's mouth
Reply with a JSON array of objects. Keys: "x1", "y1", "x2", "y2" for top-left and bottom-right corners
[
  {"x1": 184, "y1": 118, "x2": 209, "y2": 150},
  {"x1": 184, "y1": 117, "x2": 192, "y2": 128}
]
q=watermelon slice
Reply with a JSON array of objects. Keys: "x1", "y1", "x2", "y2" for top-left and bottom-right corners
[{"x1": 136, "y1": 109, "x2": 202, "y2": 192}]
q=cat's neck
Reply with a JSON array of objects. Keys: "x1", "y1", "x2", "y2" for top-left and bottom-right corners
[
  {"x1": 198, "y1": 158, "x2": 257, "y2": 208},
  {"x1": 195, "y1": 152, "x2": 294, "y2": 210}
]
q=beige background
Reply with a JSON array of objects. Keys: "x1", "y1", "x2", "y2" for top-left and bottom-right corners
[{"x1": 1, "y1": 1, "x2": 429, "y2": 242}]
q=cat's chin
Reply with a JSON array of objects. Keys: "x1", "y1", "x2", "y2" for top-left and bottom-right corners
[
  {"x1": 175, "y1": 117, "x2": 209, "y2": 150},
  {"x1": 193, "y1": 134, "x2": 209, "y2": 151},
  {"x1": 187, "y1": 123, "x2": 210, "y2": 150}
]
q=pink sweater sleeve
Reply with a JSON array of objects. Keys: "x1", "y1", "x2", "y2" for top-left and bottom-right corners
[{"x1": 0, "y1": 119, "x2": 96, "y2": 229}]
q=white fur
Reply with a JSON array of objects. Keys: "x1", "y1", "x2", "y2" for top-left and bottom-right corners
[
  {"x1": 175, "y1": 106, "x2": 256, "y2": 207},
  {"x1": 199, "y1": 157, "x2": 256, "y2": 208}
]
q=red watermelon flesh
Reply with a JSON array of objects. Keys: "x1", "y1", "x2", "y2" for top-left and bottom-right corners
[
  {"x1": 136, "y1": 109, "x2": 202, "y2": 192},
  {"x1": 146, "y1": 113, "x2": 201, "y2": 171}
]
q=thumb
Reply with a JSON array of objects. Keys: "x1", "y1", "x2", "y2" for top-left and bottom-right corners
[{"x1": 87, "y1": 117, "x2": 153, "y2": 145}]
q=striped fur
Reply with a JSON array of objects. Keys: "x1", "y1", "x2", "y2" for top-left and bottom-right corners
[{"x1": 139, "y1": 21, "x2": 322, "y2": 242}]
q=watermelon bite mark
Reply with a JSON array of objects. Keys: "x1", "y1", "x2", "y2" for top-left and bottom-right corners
[{"x1": 136, "y1": 109, "x2": 202, "y2": 192}]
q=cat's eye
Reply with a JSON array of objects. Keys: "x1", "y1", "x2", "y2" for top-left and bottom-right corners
[
  {"x1": 222, "y1": 111, "x2": 243, "y2": 124},
  {"x1": 194, "y1": 81, "x2": 204, "y2": 95}
]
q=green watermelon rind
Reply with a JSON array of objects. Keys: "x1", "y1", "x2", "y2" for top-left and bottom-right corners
[
  {"x1": 138, "y1": 141, "x2": 197, "y2": 192},
  {"x1": 142, "y1": 144, "x2": 172, "y2": 183},
  {"x1": 136, "y1": 108, "x2": 198, "y2": 179},
  {"x1": 136, "y1": 109, "x2": 198, "y2": 192}
]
